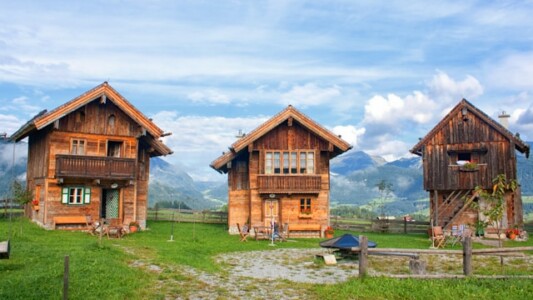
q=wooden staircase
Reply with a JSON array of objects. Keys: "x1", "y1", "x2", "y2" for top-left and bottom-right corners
[{"x1": 436, "y1": 190, "x2": 478, "y2": 230}]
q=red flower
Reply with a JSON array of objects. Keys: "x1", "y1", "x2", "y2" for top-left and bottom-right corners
[{"x1": 32, "y1": 199, "x2": 39, "y2": 206}]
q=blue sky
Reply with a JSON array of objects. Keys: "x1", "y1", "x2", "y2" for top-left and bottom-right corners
[{"x1": 1, "y1": 1, "x2": 532, "y2": 181}]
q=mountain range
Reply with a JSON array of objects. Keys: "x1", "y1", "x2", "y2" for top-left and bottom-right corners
[{"x1": 1, "y1": 139, "x2": 532, "y2": 217}]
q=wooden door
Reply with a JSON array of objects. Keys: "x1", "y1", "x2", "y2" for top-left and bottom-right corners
[
  {"x1": 102, "y1": 189, "x2": 120, "y2": 220},
  {"x1": 264, "y1": 199, "x2": 279, "y2": 227}
]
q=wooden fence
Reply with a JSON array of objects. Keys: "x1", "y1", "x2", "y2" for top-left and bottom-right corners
[
  {"x1": 354, "y1": 235, "x2": 533, "y2": 279},
  {"x1": 0, "y1": 198, "x2": 23, "y2": 218},
  {"x1": 147, "y1": 208, "x2": 228, "y2": 224},
  {"x1": 331, "y1": 215, "x2": 430, "y2": 234}
]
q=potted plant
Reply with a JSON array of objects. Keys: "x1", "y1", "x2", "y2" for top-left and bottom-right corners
[
  {"x1": 473, "y1": 219, "x2": 486, "y2": 237},
  {"x1": 32, "y1": 199, "x2": 39, "y2": 211},
  {"x1": 461, "y1": 162, "x2": 479, "y2": 171},
  {"x1": 506, "y1": 227, "x2": 520, "y2": 240},
  {"x1": 299, "y1": 208, "x2": 312, "y2": 218},
  {"x1": 324, "y1": 226, "x2": 334, "y2": 239},
  {"x1": 129, "y1": 221, "x2": 140, "y2": 233}
]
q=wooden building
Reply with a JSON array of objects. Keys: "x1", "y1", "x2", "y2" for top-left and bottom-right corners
[
  {"x1": 10, "y1": 82, "x2": 172, "y2": 230},
  {"x1": 211, "y1": 105, "x2": 351, "y2": 237},
  {"x1": 410, "y1": 99, "x2": 530, "y2": 231}
]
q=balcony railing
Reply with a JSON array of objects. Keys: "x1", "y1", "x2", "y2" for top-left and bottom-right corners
[
  {"x1": 257, "y1": 175, "x2": 321, "y2": 194},
  {"x1": 55, "y1": 155, "x2": 136, "y2": 180}
]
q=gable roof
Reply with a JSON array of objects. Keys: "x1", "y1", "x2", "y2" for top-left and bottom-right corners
[
  {"x1": 410, "y1": 98, "x2": 529, "y2": 158},
  {"x1": 10, "y1": 82, "x2": 172, "y2": 156},
  {"x1": 210, "y1": 105, "x2": 352, "y2": 172}
]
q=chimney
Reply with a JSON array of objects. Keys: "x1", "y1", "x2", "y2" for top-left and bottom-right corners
[{"x1": 498, "y1": 111, "x2": 510, "y2": 129}]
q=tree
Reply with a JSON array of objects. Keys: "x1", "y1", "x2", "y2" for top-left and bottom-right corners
[
  {"x1": 371, "y1": 179, "x2": 393, "y2": 218},
  {"x1": 472, "y1": 174, "x2": 517, "y2": 249},
  {"x1": 12, "y1": 180, "x2": 32, "y2": 205}
]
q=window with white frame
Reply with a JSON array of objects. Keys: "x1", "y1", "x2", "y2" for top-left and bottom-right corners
[
  {"x1": 71, "y1": 139, "x2": 86, "y2": 155},
  {"x1": 61, "y1": 187, "x2": 91, "y2": 205},
  {"x1": 264, "y1": 150, "x2": 315, "y2": 174}
]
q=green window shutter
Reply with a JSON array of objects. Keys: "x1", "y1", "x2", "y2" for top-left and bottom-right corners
[
  {"x1": 84, "y1": 187, "x2": 91, "y2": 204},
  {"x1": 61, "y1": 187, "x2": 69, "y2": 204}
]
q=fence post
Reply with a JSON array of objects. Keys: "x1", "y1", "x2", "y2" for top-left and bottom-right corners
[
  {"x1": 463, "y1": 236, "x2": 472, "y2": 276},
  {"x1": 63, "y1": 255, "x2": 69, "y2": 300},
  {"x1": 404, "y1": 218, "x2": 407, "y2": 234},
  {"x1": 359, "y1": 235, "x2": 368, "y2": 278}
]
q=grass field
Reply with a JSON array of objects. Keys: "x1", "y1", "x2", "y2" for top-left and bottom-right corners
[{"x1": 1, "y1": 217, "x2": 532, "y2": 299}]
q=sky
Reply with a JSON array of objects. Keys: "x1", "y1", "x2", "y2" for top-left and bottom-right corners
[{"x1": 1, "y1": 0, "x2": 532, "y2": 181}]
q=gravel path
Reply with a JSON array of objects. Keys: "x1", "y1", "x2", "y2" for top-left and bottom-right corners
[{"x1": 129, "y1": 246, "x2": 532, "y2": 299}]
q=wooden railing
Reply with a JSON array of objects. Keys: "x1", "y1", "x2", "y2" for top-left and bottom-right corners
[
  {"x1": 55, "y1": 155, "x2": 136, "y2": 180},
  {"x1": 257, "y1": 175, "x2": 321, "y2": 193}
]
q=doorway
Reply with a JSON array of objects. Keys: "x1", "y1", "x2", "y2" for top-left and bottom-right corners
[
  {"x1": 101, "y1": 189, "x2": 120, "y2": 220},
  {"x1": 263, "y1": 199, "x2": 279, "y2": 227}
]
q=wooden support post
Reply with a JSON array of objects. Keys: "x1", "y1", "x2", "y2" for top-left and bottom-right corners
[
  {"x1": 404, "y1": 218, "x2": 407, "y2": 234},
  {"x1": 359, "y1": 235, "x2": 368, "y2": 278},
  {"x1": 63, "y1": 255, "x2": 69, "y2": 300},
  {"x1": 463, "y1": 236, "x2": 472, "y2": 276}
]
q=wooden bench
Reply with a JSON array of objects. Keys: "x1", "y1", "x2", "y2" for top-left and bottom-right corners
[
  {"x1": 53, "y1": 216, "x2": 91, "y2": 230},
  {"x1": 288, "y1": 224, "x2": 322, "y2": 238}
]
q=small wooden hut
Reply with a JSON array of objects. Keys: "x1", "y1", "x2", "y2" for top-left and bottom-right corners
[
  {"x1": 10, "y1": 82, "x2": 172, "y2": 230},
  {"x1": 410, "y1": 99, "x2": 530, "y2": 231},
  {"x1": 211, "y1": 105, "x2": 351, "y2": 237}
]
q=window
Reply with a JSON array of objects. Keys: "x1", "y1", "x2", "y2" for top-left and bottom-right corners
[
  {"x1": 107, "y1": 141, "x2": 122, "y2": 157},
  {"x1": 61, "y1": 187, "x2": 91, "y2": 205},
  {"x1": 283, "y1": 152, "x2": 290, "y2": 173},
  {"x1": 300, "y1": 198, "x2": 312, "y2": 214},
  {"x1": 299, "y1": 152, "x2": 307, "y2": 173},
  {"x1": 273, "y1": 152, "x2": 281, "y2": 174},
  {"x1": 264, "y1": 150, "x2": 315, "y2": 174},
  {"x1": 71, "y1": 139, "x2": 85, "y2": 155},
  {"x1": 265, "y1": 153, "x2": 273, "y2": 174},
  {"x1": 108, "y1": 114, "x2": 116, "y2": 127},
  {"x1": 290, "y1": 152, "x2": 297, "y2": 173},
  {"x1": 458, "y1": 153, "x2": 471, "y2": 162}
]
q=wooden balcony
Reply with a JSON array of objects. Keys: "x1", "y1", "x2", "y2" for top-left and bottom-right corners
[
  {"x1": 55, "y1": 155, "x2": 136, "y2": 180},
  {"x1": 257, "y1": 175, "x2": 321, "y2": 194}
]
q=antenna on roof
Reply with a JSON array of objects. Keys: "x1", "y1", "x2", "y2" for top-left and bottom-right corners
[{"x1": 236, "y1": 129, "x2": 246, "y2": 138}]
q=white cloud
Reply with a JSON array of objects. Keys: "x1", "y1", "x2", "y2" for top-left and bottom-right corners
[
  {"x1": 187, "y1": 89, "x2": 231, "y2": 105},
  {"x1": 331, "y1": 125, "x2": 365, "y2": 148},
  {"x1": 151, "y1": 111, "x2": 268, "y2": 181},
  {"x1": 484, "y1": 52, "x2": 533, "y2": 90},
  {"x1": 279, "y1": 83, "x2": 341, "y2": 107},
  {"x1": 427, "y1": 71, "x2": 483, "y2": 102},
  {"x1": 0, "y1": 114, "x2": 24, "y2": 136}
]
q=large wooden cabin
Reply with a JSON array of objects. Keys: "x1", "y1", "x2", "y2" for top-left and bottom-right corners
[
  {"x1": 211, "y1": 105, "x2": 351, "y2": 237},
  {"x1": 10, "y1": 82, "x2": 172, "y2": 230},
  {"x1": 410, "y1": 99, "x2": 529, "y2": 231}
]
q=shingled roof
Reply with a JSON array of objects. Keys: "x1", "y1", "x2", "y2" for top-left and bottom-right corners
[
  {"x1": 210, "y1": 105, "x2": 352, "y2": 172},
  {"x1": 10, "y1": 82, "x2": 172, "y2": 156},
  {"x1": 410, "y1": 98, "x2": 529, "y2": 158}
]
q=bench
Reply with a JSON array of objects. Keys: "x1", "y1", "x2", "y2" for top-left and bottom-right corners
[
  {"x1": 53, "y1": 216, "x2": 91, "y2": 230},
  {"x1": 288, "y1": 224, "x2": 322, "y2": 238}
]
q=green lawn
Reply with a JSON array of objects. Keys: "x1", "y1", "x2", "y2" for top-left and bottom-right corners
[{"x1": 1, "y1": 218, "x2": 532, "y2": 299}]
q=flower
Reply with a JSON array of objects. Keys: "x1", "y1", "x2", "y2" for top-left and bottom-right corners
[
  {"x1": 506, "y1": 227, "x2": 519, "y2": 237},
  {"x1": 32, "y1": 199, "x2": 39, "y2": 206}
]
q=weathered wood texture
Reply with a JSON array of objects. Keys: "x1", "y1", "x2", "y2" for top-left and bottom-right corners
[
  {"x1": 411, "y1": 100, "x2": 529, "y2": 229},
  {"x1": 224, "y1": 116, "x2": 344, "y2": 237},
  {"x1": 422, "y1": 109, "x2": 517, "y2": 190},
  {"x1": 17, "y1": 83, "x2": 169, "y2": 230}
]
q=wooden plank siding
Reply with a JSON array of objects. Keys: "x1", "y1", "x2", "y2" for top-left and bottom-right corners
[
  {"x1": 411, "y1": 99, "x2": 529, "y2": 230},
  {"x1": 11, "y1": 83, "x2": 171, "y2": 230},
  {"x1": 212, "y1": 106, "x2": 351, "y2": 237}
]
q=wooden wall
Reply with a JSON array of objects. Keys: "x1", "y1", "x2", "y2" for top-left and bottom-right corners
[
  {"x1": 423, "y1": 109, "x2": 518, "y2": 191},
  {"x1": 226, "y1": 119, "x2": 332, "y2": 236},
  {"x1": 58, "y1": 100, "x2": 143, "y2": 137},
  {"x1": 26, "y1": 97, "x2": 154, "y2": 229}
]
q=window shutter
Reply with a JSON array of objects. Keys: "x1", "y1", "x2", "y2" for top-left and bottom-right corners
[
  {"x1": 61, "y1": 188, "x2": 69, "y2": 204},
  {"x1": 84, "y1": 188, "x2": 91, "y2": 204}
]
